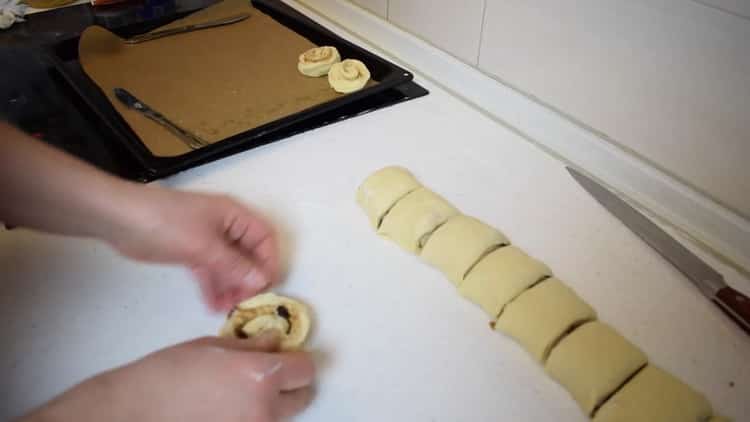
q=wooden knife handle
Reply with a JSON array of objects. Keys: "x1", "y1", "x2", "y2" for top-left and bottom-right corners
[{"x1": 714, "y1": 286, "x2": 750, "y2": 336}]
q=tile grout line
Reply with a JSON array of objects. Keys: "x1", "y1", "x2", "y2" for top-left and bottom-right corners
[
  {"x1": 476, "y1": 0, "x2": 488, "y2": 65},
  {"x1": 687, "y1": 0, "x2": 750, "y2": 21}
]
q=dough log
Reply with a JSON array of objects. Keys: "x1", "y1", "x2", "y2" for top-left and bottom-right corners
[
  {"x1": 328, "y1": 59, "x2": 371, "y2": 93},
  {"x1": 298, "y1": 46, "x2": 341, "y2": 77},
  {"x1": 356, "y1": 166, "x2": 724, "y2": 421},
  {"x1": 545, "y1": 321, "x2": 647, "y2": 415},
  {"x1": 220, "y1": 293, "x2": 311, "y2": 351},
  {"x1": 494, "y1": 277, "x2": 596, "y2": 363}
]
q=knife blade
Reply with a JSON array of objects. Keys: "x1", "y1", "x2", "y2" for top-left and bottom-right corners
[
  {"x1": 567, "y1": 167, "x2": 750, "y2": 335},
  {"x1": 124, "y1": 13, "x2": 250, "y2": 44},
  {"x1": 114, "y1": 88, "x2": 208, "y2": 150}
]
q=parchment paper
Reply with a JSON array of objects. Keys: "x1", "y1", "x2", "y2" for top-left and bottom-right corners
[{"x1": 79, "y1": 0, "x2": 361, "y2": 157}]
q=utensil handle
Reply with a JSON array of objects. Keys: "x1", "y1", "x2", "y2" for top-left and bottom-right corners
[
  {"x1": 142, "y1": 109, "x2": 208, "y2": 150},
  {"x1": 714, "y1": 286, "x2": 750, "y2": 335}
]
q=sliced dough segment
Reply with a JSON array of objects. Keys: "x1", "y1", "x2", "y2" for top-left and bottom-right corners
[
  {"x1": 219, "y1": 293, "x2": 311, "y2": 351},
  {"x1": 545, "y1": 321, "x2": 647, "y2": 415},
  {"x1": 420, "y1": 215, "x2": 509, "y2": 285},
  {"x1": 378, "y1": 188, "x2": 459, "y2": 253},
  {"x1": 459, "y1": 246, "x2": 551, "y2": 318},
  {"x1": 357, "y1": 166, "x2": 421, "y2": 229},
  {"x1": 593, "y1": 365, "x2": 713, "y2": 422},
  {"x1": 494, "y1": 278, "x2": 596, "y2": 363}
]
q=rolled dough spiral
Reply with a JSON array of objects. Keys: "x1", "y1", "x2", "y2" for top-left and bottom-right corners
[
  {"x1": 328, "y1": 59, "x2": 371, "y2": 93},
  {"x1": 298, "y1": 46, "x2": 341, "y2": 77},
  {"x1": 219, "y1": 293, "x2": 312, "y2": 351}
]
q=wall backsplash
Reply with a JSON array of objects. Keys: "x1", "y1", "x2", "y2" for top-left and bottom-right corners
[{"x1": 344, "y1": 0, "x2": 750, "y2": 220}]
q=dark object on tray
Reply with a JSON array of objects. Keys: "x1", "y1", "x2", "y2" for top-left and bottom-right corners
[{"x1": 42, "y1": 0, "x2": 427, "y2": 181}]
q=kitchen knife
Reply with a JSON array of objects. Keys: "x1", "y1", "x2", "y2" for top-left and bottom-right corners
[
  {"x1": 124, "y1": 13, "x2": 250, "y2": 44},
  {"x1": 567, "y1": 167, "x2": 750, "y2": 335},
  {"x1": 114, "y1": 88, "x2": 208, "y2": 150}
]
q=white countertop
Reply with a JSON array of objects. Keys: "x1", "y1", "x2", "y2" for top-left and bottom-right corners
[{"x1": 2, "y1": 13, "x2": 750, "y2": 422}]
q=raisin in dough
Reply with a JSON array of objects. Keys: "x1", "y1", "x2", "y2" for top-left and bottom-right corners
[
  {"x1": 378, "y1": 188, "x2": 459, "y2": 253},
  {"x1": 494, "y1": 278, "x2": 596, "y2": 363},
  {"x1": 459, "y1": 246, "x2": 551, "y2": 318},
  {"x1": 546, "y1": 322, "x2": 647, "y2": 415},
  {"x1": 420, "y1": 215, "x2": 508, "y2": 285},
  {"x1": 593, "y1": 365, "x2": 713, "y2": 422},
  {"x1": 220, "y1": 293, "x2": 311, "y2": 351},
  {"x1": 357, "y1": 166, "x2": 421, "y2": 229}
]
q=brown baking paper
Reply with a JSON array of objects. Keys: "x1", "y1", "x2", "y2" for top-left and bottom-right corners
[{"x1": 79, "y1": 0, "x2": 368, "y2": 157}]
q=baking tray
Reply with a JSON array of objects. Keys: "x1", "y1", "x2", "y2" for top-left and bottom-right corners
[{"x1": 48, "y1": 0, "x2": 418, "y2": 179}]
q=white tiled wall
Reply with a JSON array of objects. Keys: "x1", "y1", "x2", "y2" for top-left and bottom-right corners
[
  {"x1": 477, "y1": 0, "x2": 750, "y2": 217},
  {"x1": 696, "y1": 0, "x2": 750, "y2": 18},
  {"x1": 340, "y1": 0, "x2": 750, "y2": 218},
  {"x1": 388, "y1": 0, "x2": 485, "y2": 64},
  {"x1": 349, "y1": 0, "x2": 387, "y2": 18}
]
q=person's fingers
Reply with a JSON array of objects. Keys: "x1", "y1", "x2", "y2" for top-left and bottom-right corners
[
  {"x1": 251, "y1": 235, "x2": 280, "y2": 286},
  {"x1": 274, "y1": 351, "x2": 316, "y2": 392},
  {"x1": 192, "y1": 267, "x2": 223, "y2": 311},
  {"x1": 225, "y1": 207, "x2": 273, "y2": 251},
  {"x1": 191, "y1": 333, "x2": 282, "y2": 353},
  {"x1": 276, "y1": 387, "x2": 315, "y2": 420},
  {"x1": 200, "y1": 245, "x2": 269, "y2": 301}
]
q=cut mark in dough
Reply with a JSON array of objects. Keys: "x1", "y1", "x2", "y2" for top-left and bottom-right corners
[
  {"x1": 459, "y1": 245, "x2": 552, "y2": 318},
  {"x1": 378, "y1": 187, "x2": 459, "y2": 253},
  {"x1": 461, "y1": 243, "x2": 509, "y2": 282},
  {"x1": 420, "y1": 215, "x2": 509, "y2": 284},
  {"x1": 545, "y1": 321, "x2": 648, "y2": 416},
  {"x1": 376, "y1": 187, "x2": 421, "y2": 230},
  {"x1": 493, "y1": 277, "x2": 597, "y2": 363},
  {"x1": 543, "y1": 317, "x2": 594, "y2": 363},
  {"x1": 357, "y1": 166, "x2": 422, "y2": 230},
  {"x1": 592, "y1": 365, "x2": 714, "y2": 422},
  {"x1": 593, "y1": 363, "x2": 648, "y2": 416}
]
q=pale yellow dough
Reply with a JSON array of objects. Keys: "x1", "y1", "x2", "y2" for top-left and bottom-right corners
[
  {"x1": 593, "y1": 365, "x2": 713, "y2": 422},
  {"x1": 357, "y1": 166, "x2": 421, "y2": 229},
  {"x1": 378, "y1": 188, "x2": 458, "y2": 253},
  {"x1": 297, "y1": 46, "x2": 341, "y2": 77},
  {"x1": 328, "y1": 59, "x2": 371, "y2": 93},
  {"x1": 219, "y1": 293, "x2": 311, "y2": 351},
  {"x1": 494, "y1": 278, "x2": 596, "y2": 363},
  {"x1": 545, "y1": 322, "x2": 647, "y2": 415},
  {"x1": 420, "y1": 215, "x2": 508, "y2": 285},
  {"x1": 459, "y1": 246, "x2": 551, "y2": 318}
]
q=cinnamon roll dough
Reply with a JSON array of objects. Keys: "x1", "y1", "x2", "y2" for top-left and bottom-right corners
[
  {"x1": 545, "y1": 322, "x2": 647, "y2": 415},
  {"x1": 328, "y1": 59, "x2": 371, "y2": 93},
  {"x1": 357, "y1": 166, "x2": 421, "y2": 229},
  {"x1": 459, "y1": 246, "x2": 552, "y2": 318},
  {"x1": 378, "y1": 188, "x2": 459, "y2": 253},
  {"x1": 593, "y1": 365, "x2": 713, "y2": 422},
  {"x1": 298, "y1": 46, "x2": 341, "y2": 77},
  {"x1": 420, "y1": 215, "x2": 508, "y2": 285},
  {"x1": 494, "y1": 278, "x2": 596, "y2": 363},
  {"x1": 220, "y1": 293, "x2": 311, "y2": 351}
]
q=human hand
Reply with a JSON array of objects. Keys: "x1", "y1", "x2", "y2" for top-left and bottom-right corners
[
  {"x1": 107, "y1": 185, "x2": 280, "y2": 311},
  {"x1": 22, "y1": 335, "x2": 315, "y2": 422}
]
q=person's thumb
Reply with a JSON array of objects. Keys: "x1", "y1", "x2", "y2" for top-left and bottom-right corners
[
  {"x1": 211, "y1": 244, "x2": 270, "y2": 293},
  {"x1": 196, "y1": 332, "x2": 282, "y2": 353}
]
